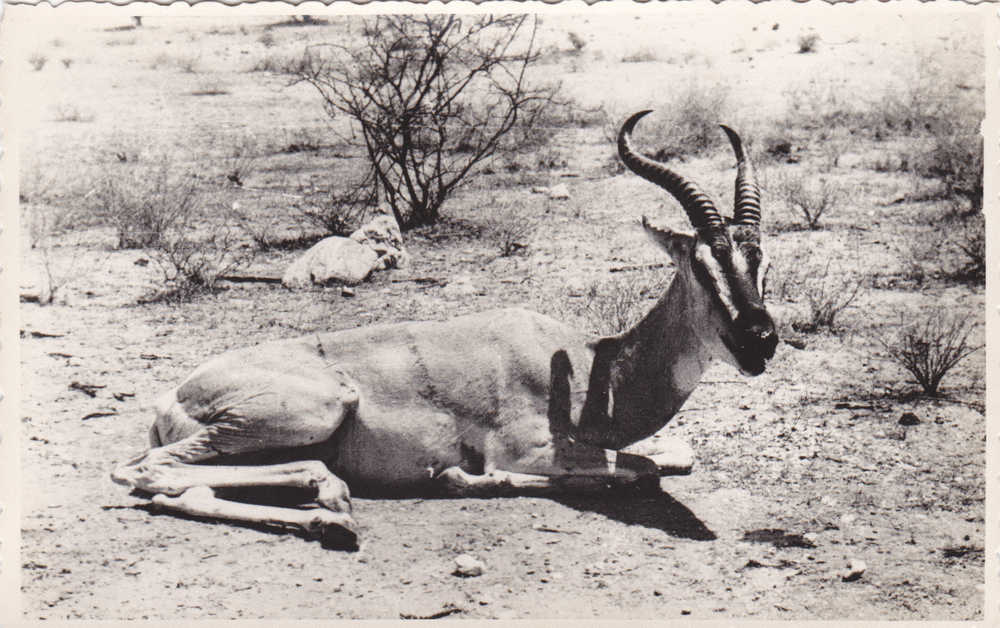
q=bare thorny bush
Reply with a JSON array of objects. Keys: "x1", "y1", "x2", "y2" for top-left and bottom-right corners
[
  {"x1": 770, "y1": 171, "x2": 845, "y2": 230},
  {"x1": 769, "y1": 248, "x2": 867, "y2": 334},
  {"x1": 94, "y1": 162, "x2": 199, "y2": 249},
  {"x1": 284, "y1": 14, "x2": 560, "y2": 229},
  {"x1": 92, "y1": 160, "x2": 253, "y2": 301},
  {"x1": 151, "y1": 216, "x2": 253, "y2": 303},
  {"x1": 878, "y1": 310, "x2": 982, "y2": 397},
  {"x1": 483, "y1": 197, "x2": 536, "y2": 257}
]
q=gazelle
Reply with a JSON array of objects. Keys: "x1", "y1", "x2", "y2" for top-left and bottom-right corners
[{"x1": 112, "y1": 110, "x2": 777, "y2": 549}]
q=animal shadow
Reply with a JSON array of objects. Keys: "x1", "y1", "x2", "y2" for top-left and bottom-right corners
[{"x1": 552, "y1": 485, "x2": 717, "y2": 541}]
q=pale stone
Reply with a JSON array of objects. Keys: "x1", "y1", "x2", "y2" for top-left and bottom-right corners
[{"x1": 282, "y1": 236, "x2": 379, "y2": 289}]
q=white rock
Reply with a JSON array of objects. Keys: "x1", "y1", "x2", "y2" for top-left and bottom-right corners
[
  {"x1": 841, "y1": 558, "x2": 866, "y2": 582},
  {"x1": 548, "y1": 183, "x2": 571, "y2": 200},
  {"x1": 349, "y1": 211, "x2": 409, "y2": 270},
  {"x1": 453, "y1": 554, "x2": 484, "y2": 577},
  {"x1": 282, "y1": 236, "x2": 379, "y2": 289}
]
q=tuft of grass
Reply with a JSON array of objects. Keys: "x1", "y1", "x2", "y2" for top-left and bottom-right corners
[
  {"x1": 879, "y1": 311, "x2": 982, "y2": 397},
  {"x1": 29, "y1": 53, "x2": 48, "y2": 71},
  {"x1": 797, "y1": 33, "x2": 820, "y2": 54}
]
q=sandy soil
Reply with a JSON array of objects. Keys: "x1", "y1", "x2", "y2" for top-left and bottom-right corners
[{"x1": 13, "y1": 7, "x2": 985, "y2": 620}]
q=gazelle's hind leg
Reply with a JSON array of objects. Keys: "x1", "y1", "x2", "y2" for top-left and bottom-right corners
[
  {"x1": 111, "y1": 377, "x2": 361, "y2": 548},
  {"x1": 112, "y1": 431, "x2": 360, "y2": 548}
]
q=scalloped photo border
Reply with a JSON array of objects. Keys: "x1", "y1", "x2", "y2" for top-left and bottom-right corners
[{"x1": 0, "y1": 1, "x2": 995, "y2": 624}]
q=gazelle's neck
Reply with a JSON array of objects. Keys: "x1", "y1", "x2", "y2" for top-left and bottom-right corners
[{"x1": 576, "y1": 274, "x2": 712, "y2": 449}]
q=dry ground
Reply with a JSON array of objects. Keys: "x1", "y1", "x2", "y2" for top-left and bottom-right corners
[{"x1": 13, "y1": 8, "x2": 985, "y2": 620}]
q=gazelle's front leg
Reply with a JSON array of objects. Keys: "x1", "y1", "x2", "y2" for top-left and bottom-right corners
[
  {"x1": 435, "y1": 448, "x2": 663, "y2": 496},
  {"x1": 622, "y1": 436, "x2": 695, "y2": 476}
]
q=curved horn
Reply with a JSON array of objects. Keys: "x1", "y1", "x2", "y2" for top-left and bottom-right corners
[
  {"x1": 720, "y1": 124, "x2": 761, "y2": 234},
  {"x1": 618, "y1": 110, "x2": 726, "y2": 237}
]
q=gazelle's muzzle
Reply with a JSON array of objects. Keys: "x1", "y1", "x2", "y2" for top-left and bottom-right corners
[{"x1": 724, "y1": 307, "x2": 778, "y2": 376}]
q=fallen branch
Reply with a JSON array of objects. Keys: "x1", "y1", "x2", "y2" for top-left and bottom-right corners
[
  {"x1": 609, "y1": 262, "x2": 667, "y2": 273},
  {"x1": 26, "y1": 330, "x2": 65, "y2": 339},
  {"x1": 70, "y1": 381, "x2": 106, "y2": 398},
  {"x1": 82, "y1": 411, "x2": 118, "y2": 421},
  {"x1": 218, "y1": 274, "x2": 283, "y2": 284},
  {"x1": 140, "y1": 354, "x2": 172, "y2": 361},
  {"x1": 399, "y1": 606, "x2": 463, "y2": 620},
  {"x1": 391, "y1": 277, "x2": 444, "y2": 285}
]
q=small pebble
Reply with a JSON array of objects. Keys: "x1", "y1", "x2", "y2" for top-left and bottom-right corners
[{"x1": 341, "y1": 286, "x2": 355, "y2": 297}]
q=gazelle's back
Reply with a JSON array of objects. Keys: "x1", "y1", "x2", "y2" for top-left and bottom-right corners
[{"x1": 155, "y1": 308, "x2": 595, "y2": 489}]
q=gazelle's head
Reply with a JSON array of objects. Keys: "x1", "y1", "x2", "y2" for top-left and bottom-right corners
[{"x1": 618, "y1": 110, "x2": 778, "y2": 375}]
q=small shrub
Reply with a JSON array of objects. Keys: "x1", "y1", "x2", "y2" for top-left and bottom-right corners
[
  {"x1": 235, "y1": 201, "x2": 286, "y2": 252},
  {"x1": 484, "y1": 199, "x2": 535, "y2": 257},
  {"x1": 176, "y1": 55, "x2": 200, "y2": 73},
  {"x1": 797, "y1": 33, "x2": 820, "y2": 54},
  {"x1": 567, "y1": 31, "x2": 587, "y2": 54},
  {"x1": 93, "y1": 162, "x2": 199, "y2": 249},
  {"x1": 773, "y1": 172, "x2": 845, "y2": 230},
  {"x1": 603, "y1": 84, "x2": 731, "y2": 161},
  {"x1": 29, "y1": 53, "x2": 48, "y2": 71},
  {"x1": 259, "y1": 32, "x2": 276, "y2": 48},
  {"x1": 879, "y1": 311, "x2": 982, "y2": 397},
  {"x1": 224, "y1": 134, "x2": 259, "y2": 187},
  {"x1": 293, "y1": 177, "x2": 374, "y2": 237},
  {"x1": 571, "y1": 272, "x2": 670, "y2": 336},
  {"x1": 61, "y1": 58, "x2": 73, "y2": 69},
  {"x1": 910, "y1": 133, "x2": 983, "y2": 212},
  {"x1": 621, "y1": 48, "x2": 659, "y2": 63},
  {"x1": 783, "y1": 259, "x2": 866, "y2": 333},
  {"x1": 950, "y1": 212, "x2": 985, "y2": 283},
  {"x1": 52, "y1": 104, "x2": 94, "y2": 123},
  {"x1": 150, "y1": 220, "x2": 253, "y2": 302}
]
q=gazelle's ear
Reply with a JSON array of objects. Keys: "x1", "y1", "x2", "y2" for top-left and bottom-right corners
[{"x1": 641, "y1": 216, "x2": 695, "y2": 262}]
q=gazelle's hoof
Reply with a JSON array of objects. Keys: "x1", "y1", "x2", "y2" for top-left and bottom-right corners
[
  {"x1": 319, "y1": 520, "x2": 360, "y2": 551},
  {"x1": 304, "y1": 511, "x2": 360, "y2": 551}
]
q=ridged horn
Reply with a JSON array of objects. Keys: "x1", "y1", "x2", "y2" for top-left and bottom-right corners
[
  {"x1": 618, "y1": 110, "x2": 727, "y2": 237},
  {"x1": 720, "y1": 124, "x2": 762, "y2": 235}
]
